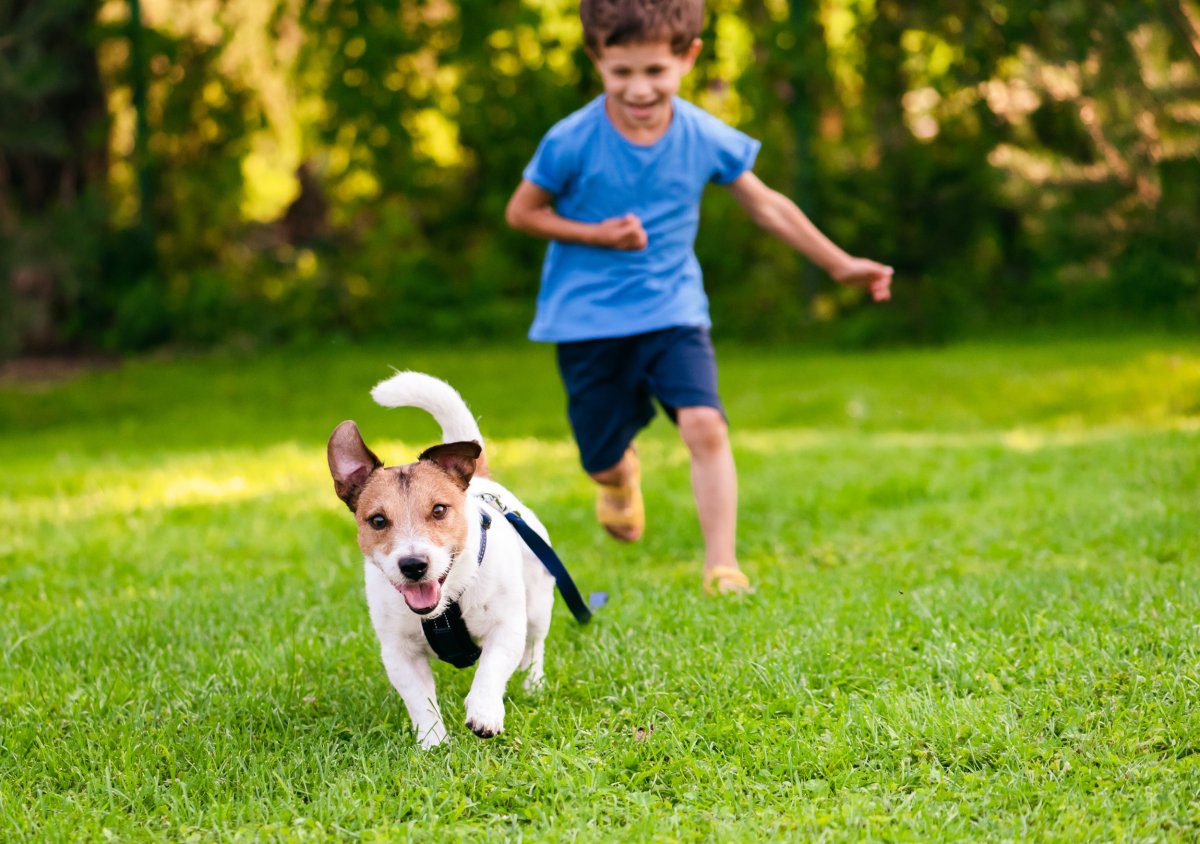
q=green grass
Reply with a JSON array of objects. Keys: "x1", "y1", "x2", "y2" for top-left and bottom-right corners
[{"x1": 2, "y1": 332, "x2": 1199, "y2": 841}]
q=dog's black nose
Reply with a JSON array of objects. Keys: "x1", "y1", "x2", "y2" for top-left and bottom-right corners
[{"x1": 398, "y1": 557, "x2": 428, "y2": 581}]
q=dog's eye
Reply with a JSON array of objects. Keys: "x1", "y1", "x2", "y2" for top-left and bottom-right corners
[
  {"x1": 431, "y1": 504, "x2": 448, "y2": 520},
  {"x1": 367, "y1": 513, "x2": 389, "y2": 530}
]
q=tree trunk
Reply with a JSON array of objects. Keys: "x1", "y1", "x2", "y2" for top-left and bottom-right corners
[{"x1": 0, "y1": 0, "x2": 108, "y2": 355}]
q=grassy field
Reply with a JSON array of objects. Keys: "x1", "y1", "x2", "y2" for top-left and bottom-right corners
[{"x1": 1, "y1": 332, "x2": 1198, "y2": 841}]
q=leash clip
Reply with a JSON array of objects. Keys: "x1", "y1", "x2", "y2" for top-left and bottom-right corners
[
  {"x1": 476, "y1": 492, "x2": 504, "y2": 512},
  {"x1": 477, "y1": 491, "x2": 517, "y2": 518}
]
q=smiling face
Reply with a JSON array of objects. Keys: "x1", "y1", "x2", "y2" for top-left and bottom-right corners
[
  {"x1": 352, "y1": 460, "x2": 471, "y2": 615},
  {"x1": 590, "y1": 39, "x2": 701, "y2": 142},
  {"x1": 328, "y1": 421, "x2": 481, "y2": 616}
]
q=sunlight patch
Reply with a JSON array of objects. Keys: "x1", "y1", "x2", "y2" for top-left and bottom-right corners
[{"x1": 162, "y1": 474, "x2": 252, "y2": 506}]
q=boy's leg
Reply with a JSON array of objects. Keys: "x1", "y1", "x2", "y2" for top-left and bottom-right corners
[
  {"x1": 648, "y1": 328, "x2": 751, "y2": 593},
  {"x1": 556, "y1": 336, "x2": 655, "y2": 542},
  {"x1": 677, "y1": 407, "x2": 747, "y2": 590}
]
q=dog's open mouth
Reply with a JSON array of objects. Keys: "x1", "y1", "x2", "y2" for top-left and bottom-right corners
[{"x1": 395, "y1": 572, "x2": 448, "y2": 615}]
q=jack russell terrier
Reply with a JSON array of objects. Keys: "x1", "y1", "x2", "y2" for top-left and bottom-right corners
[{"x1": 327, "y1": 372, "x2": 556, "y2": 748}]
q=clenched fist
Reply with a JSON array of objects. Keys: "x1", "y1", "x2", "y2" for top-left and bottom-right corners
[{"x1": 593, "y1": 213, "x2": 648, "y2": 251}]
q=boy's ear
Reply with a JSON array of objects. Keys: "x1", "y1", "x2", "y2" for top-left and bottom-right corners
[{"x1": 683, "y1": 38, "x2": 703, "y2": 69}]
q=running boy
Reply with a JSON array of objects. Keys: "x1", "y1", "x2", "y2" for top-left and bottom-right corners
[{"x1": 505, "y1": 0, "x2": 893, "y2": 594}]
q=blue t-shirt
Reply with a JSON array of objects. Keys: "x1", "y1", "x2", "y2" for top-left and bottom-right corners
[{"x1": 522, "y1": 95, "x2": 760, "y2": 342}]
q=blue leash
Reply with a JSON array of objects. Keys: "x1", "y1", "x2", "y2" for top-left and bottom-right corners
[
  {"x1": 479, "y1": 493, "x2": 607, "y2": 624},
  {"x1": 503, "y1": 511, "x2": 607, "y2": 624},
  {"x1": 421, "y1": 498, "x2": 606, "y2": 668}
]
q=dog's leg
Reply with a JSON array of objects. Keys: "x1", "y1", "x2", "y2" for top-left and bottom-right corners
[
  {"x1": 520, "y1": 573, "x2": 554, "y2": 693},
  {"x1": 519, "y1": 636, "x2": 546, "y2": 693},
  {"x1": 463, "y1": 620, "x2": 524, "y2": 738},
  {"x1": 380, "y1": 644, "x2": 447, "y2": 749}
]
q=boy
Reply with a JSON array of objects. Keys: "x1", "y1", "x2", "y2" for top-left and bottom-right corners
[{"x1": 505, "y1": 0, "x2": 893, "y2": 594}]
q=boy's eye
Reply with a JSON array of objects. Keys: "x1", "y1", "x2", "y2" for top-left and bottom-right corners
[
  {"x1": 368, "y1": 513, "x2": 389, "y2": 530},
  {"x1": 431, "y1": 504, "x2": 448, "y2": 520},
  {"x1": 646, "y1": 66, "x2": 664, "y2": 76}
]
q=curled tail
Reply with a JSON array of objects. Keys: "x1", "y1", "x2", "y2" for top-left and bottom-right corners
[{"x1": 370, "y1": 371, "x2": 485, "y2": 448}]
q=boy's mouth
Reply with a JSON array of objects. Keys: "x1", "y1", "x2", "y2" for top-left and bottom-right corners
[{"x1": 623, "y1": 100, "x2": 661, "y2": 121}]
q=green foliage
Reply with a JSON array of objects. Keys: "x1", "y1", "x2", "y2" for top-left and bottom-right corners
[
  {"x1": 2, "y1": 334, "x2": 1199, "y2": 838},
  {"x1": 3, "y1": 0, "x2": 1200, "y2": 354},
  {"x1": 0, "y1": 0, "x2": 107, "y2": 354}
]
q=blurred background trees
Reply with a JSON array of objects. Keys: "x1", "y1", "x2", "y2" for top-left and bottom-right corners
[{"x1": 2, "y1": 0, "x2": 1198, "y2": 355}]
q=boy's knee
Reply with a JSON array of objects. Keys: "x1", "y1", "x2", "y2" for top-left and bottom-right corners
[
  {"x1": 589, "y1": 465, "x2": 622, "y2": 485},
  {"x1": 678, "y1": 406, "x2": 728, "y2": 455}
]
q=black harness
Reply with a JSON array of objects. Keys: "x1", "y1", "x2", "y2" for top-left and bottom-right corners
[
  {"x1": 419, "y1": 510, "x2": 491, "y2": 668},
  {"x1": 420, "y1": 495, "x2": 605, "y2": 669}
]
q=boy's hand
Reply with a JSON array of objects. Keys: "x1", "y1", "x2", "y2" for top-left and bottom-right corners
[
  {"x1": 832, "y1": 257, "x2": 894, "y2": 302},
  {"x1": 593, "y1": 214, "x2": 648, "y2": 250}
]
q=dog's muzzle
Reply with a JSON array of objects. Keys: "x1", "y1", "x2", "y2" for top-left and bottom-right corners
[
  {"x1": 393, "y1": 555, "x2": 448, "y2": 615},
  {"x1": 398, "y1": 556, "x2": 428, "y2": 581}
]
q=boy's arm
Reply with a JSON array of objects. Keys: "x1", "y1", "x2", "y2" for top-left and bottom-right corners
[
  {"x1": 505, "y1": 180, "x2": 647, "y2": 250},
  {"x1": 726, "y1": 171, "x2": 893, "y2": 301}
]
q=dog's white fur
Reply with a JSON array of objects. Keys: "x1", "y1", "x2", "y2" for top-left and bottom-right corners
[{"x1": 330, "y1": 372, "x2": 555, "y2": 748}]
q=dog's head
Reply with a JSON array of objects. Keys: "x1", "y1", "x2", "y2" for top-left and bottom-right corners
[{"x1": 327, "y1": 420, "x2": 481, "y2": 616}]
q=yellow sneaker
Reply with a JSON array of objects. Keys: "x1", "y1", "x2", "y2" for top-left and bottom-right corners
[{"x1": 595, "y1": 448, "x2": 644, "y2": 542}]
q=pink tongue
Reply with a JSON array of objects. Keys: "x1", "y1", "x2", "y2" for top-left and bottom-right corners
[{"x1": 398, "y1": 580, "x2": 440, "y2": 612}]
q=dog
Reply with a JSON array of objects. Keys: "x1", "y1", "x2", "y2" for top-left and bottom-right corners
[{"x1": 327, "y1": 372, "x2": 556, "y2": 748}]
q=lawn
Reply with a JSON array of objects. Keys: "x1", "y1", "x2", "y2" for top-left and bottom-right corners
[{"x1": 1, "y1": 332, "x2": 1198, "y2": 841}]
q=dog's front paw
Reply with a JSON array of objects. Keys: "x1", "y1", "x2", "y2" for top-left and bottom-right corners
[{"x1": 464, "y1": 694, "x2": 505, "y2": 739}]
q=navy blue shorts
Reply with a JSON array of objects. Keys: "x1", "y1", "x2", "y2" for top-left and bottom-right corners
[{"x1": 555, "y1": 326, "x2": 725, "y2": 474}]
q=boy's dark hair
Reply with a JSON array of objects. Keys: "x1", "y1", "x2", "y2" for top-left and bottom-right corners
[{"x1": 580, "y1": 0, "x2": 704, "y2": 56}]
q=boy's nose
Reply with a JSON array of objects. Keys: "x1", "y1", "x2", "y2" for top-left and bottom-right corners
[{"x1": 627, "y1": 77, "x2": 653, "y2": 99}]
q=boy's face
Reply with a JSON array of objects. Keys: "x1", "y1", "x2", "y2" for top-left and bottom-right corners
[{"x1": 590, "y1": 39, "x2": 702, "y2": 137}]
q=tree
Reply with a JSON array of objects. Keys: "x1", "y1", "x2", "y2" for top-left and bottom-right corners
[{"x1": 0, "y1": 0, "x2": 108, "y2": 353}]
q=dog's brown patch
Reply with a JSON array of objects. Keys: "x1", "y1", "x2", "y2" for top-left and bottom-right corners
[
  {"x1": 329, "y1": 421, "x2": 483, "y2": 580},
  {"x1": 418, "y1": 441, "x2": 482, "y2": 490},
  {"x1": 352, "y1": 455, "x2": 477, "y2": 559}
]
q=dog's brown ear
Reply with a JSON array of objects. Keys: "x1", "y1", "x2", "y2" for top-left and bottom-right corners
[
  {"x1": 418, "y1": 441, "x2": 481, "y2": 491},
  {"x1": 328, "y1": 420, "x2": 383, "y2": 511}
]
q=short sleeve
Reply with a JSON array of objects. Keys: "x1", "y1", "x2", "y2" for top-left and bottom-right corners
[
  {"x1": 522, "y1": 129, "x2": 577, "y2": 196},
  {"x1": 707, "y1": 120, "x2": 761, "y2": 186}
]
